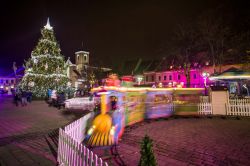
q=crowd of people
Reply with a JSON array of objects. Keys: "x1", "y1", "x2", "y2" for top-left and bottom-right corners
[{"x1": 13, "y1": 90, "x2": 32, "y2": 106}]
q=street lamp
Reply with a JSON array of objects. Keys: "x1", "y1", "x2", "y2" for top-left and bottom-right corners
[
  {"x1": 202, "y1": 72, "x2": 210, "y2": 87},
  {"x1": 202, "y1": 72, "x2": 210, "y2": 96}
]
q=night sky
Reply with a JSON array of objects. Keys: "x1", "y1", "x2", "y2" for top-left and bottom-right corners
[{"x1": 0, "y1": 0, "x2": 249, "y2": 73}]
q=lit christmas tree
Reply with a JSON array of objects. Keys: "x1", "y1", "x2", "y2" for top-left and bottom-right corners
[{"x1": 19, "y1": 18, "x2": 68, "y2": 97}]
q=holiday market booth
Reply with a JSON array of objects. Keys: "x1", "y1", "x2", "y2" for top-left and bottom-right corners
[{"x1": 209, "y1": 69, "x2": 250, "y2": 98}]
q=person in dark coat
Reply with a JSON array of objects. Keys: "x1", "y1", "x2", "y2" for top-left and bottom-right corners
[
  {"x1": 21, "y1": 91, "x2": 28, "y2": 106},
  {"x1": 27, "y1": 91, "x2": 32, "y2": 103},
  {"x1": 57, "y1": 92, "x2": 65, "y2": 109},
  {"x1": 13, "y1": 92, "x2": 19, "y2": 106}
]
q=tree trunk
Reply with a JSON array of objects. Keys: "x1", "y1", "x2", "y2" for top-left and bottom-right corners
[
  {"x1": 184, "y1": 61, "x2": 191, "y2": 88},
  {"x1": 186, "y1": 73, "x2": 190, "y2": 88},
  {"x1": 209, "y1": 42, "x2": 216, "y2": 74}
]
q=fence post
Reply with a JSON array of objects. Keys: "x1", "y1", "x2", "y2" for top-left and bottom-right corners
[{"x1": 57, "y1": 129, "x2": 62, "y2": 165}]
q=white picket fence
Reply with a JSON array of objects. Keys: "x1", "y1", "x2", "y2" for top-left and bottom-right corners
[
  {"x1": 57, "y1": 113, "x2": 108, "y2": 166},
  {"x1": 226, "y1": 103, "x2": 250, "y2": 116},
  {"x1": 64, "y1": 113, "x2": 94, "y2": 143},
  {"x1": 198, "y1": 103, "x2": 212, "y2": 115},
  {"x1": 229, "y1": 99, "x2": 250, "y2": 105}
]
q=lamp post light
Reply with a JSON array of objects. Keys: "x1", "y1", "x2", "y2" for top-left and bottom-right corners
[
  {"x1": 202, "y1": 72, "x2": 210, "y2": 87},
  {"x1": 202, "y1": 72, "x2": 210, "y2": 95}
]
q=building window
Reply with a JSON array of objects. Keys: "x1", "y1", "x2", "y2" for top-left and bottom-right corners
[
  {"x1": 158, "y1": 76, "x2": 161, "y2": 81},
  {"x1": 178, "y1": 75, "x2": 181, "y2": 80},
  {"x1": 194, "y1": 74, "x2": 196, "y2": 79},
  {"x1": 84, "y1": 55, "x2": 87, "y2": 61},
  {"x1": 6, "y1": 80, "x2": 8, "y2": 84},
  {"x1": 146, "y1": 76, "x2": 148, "y2": 82},
  {"x1": 169, "y1": 75, "x2": 172, "y2": 80},
  {"x1": 164, "y1": 76, "x2": 166, "y2": 80},
  {"x1": 151, "y1": 76, "x2": 154, "y2": 81}
]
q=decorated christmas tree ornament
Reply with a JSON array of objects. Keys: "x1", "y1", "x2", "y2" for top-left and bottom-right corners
[
  {"x1": 28, "y1": 81, "x2": 35, "y2": 87},
  {"x1": 56, "y1": 66, "x2": 60, "y2": 73},
  {"x1": 33, "y1": 58, "x2": 38, "y2": 64},
  {"x1": 27, "y1": 68, "x2": 32, "y2": 72},
  {"x1": 45, "y1": 63, "x2": 48, "y2": 70}
]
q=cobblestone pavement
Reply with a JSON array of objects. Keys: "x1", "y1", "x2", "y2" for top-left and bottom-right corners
[
  {"x1": 110, "y1": 117, "x2": 250, "y2": 166},
  {"x1": 1, "y1": 95, "x2": 250, "y2": 166},
  {"x1": 0, "y1": 95, "x2": 85, "y2": 166}
]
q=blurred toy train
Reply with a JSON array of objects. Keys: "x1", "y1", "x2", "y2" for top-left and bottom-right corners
[
  {"x1": 84, "y1": 86, "x2": 204, "y2": 147},
  {"x1": 92, "y1": 86, "x2": 204, "y2": 122}
]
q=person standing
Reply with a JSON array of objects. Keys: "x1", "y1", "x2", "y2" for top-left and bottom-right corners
[
  {"x1": 13, "y1": 92, "x2": 19, "y2": 106},
  {"x1": 51, "y1": 90, "x2": 57, "y2": 106},
  {"x1": 27, "y1": 91, "x2": 32, "y2": 103},
  {"x1": 21, "y1": 90, "x2": 28, "y2": 106}
]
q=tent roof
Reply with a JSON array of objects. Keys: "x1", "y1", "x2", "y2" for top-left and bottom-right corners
[{"x1": 209, "y1": 67, "x2": 250, "y2": 80}]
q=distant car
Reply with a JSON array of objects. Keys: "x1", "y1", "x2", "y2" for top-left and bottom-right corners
[{"x1": 64, "y1": 96, "x2": 100, "y2": 110}]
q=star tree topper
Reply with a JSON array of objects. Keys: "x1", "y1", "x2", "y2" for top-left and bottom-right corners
[{"x1": 44, "y1": 18, "x2": 53, "y2": 30}]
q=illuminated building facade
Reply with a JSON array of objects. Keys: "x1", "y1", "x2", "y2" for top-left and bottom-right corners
[
  {"x1": 0, "y1": 76, "x2": 16, "y2": 93},
  {"x1": 143, "y1": 64, "x2": 244, "y2": 88}
]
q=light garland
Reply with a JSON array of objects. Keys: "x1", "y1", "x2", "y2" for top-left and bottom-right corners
[
  {"x1": 24, "y1": 72, "x2": 67, "y2": 78},
  {"x1": 31, "y1": 54, "x2": 63, "y2": 59},
  {"x1": 40, "y1": 39, "x2": 56, "y2": 45}
]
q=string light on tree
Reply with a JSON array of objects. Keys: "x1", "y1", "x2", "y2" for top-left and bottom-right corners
[{"x1": 45, "y1": 63, "x2": 48, "y2": 70}]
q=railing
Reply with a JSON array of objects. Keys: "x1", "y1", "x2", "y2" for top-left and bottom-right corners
[
  {"x1": 198, "y1": 103, "x2": 212, "y2": 115},
  {"x1": 226, "y1": 103, "x2": 250, "y2": 116},
  {"x1": 229, "y1": 99, "x2": 250, "y2": 105},
  {"x1": 57, "y1": 112, "x2": 108, "y2": 166},
  {"x1": 200, "y1": 96, "x2": 209, "y2": 103},
  {"x1": 64, "y1": 113, "x2": 94, "y2": 143}
]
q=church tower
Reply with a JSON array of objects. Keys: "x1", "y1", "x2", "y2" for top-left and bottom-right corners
[{"x1": 75, "y1": 51, "x2": 89, "y2": 72}]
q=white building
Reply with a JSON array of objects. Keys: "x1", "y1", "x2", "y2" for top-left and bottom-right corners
[
  {"x1": 66, "y1": 51, "x2": 90, "y2": 90},
  {"x1": 0, "y1": 76, "x2": 16, "y2": 93}
]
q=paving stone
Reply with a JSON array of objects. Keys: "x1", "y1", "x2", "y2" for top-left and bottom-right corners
[
  {"x1": 0, "y1": 96, "x2": 83, "y2": 166},
  {"x1": 117, "y1": 118, "x2": 250, "y2": 165}
]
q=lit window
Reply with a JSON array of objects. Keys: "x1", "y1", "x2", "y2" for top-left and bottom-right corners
[
  {"x1": 77, "y1": 55, "x2": 79, "y2": 61},
  {"x1": 178, "y1": 75, "x2": 181, "y2": 80}
]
